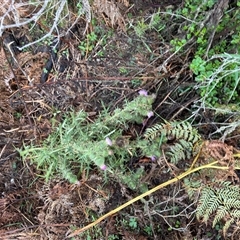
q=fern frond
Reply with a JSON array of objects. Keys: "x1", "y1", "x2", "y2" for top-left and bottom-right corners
[
  {"x1": 166, "y1": 139, "x2": 193, "y2": 164},
  {"x1": 196, "y1": 187, "x2": 220, "y2": 223},
  {"x1": 231, "y1": 209, "x2": 240, "y2": 218},
  {"x1": 213, "y1": 206, "x2": 228, "y2": 227},
  {"x1": 220, "y1": 186, "x2": 240, "y2": 199},
  {"x1": 145, "y1": 121, "x2": 201, "y2": 164},
  {"x1": 203, "y1": 195, "x2": 221, "y2": 224},
  {"x1": 223, "y1": 218, "x2": 235, "y2": 238},
  {"x1": 144, "y1": 123, "x2": 167, "y2": 140},
  {"x1": 197, "y1": 182, "x2": 240, "y2": 236},
  {"x1": 171, "y1": 121, "x2": 194, "y2": 140},
  {"x1": 183, "y1": 177, "x2": 202, "y2": 200},
  {"x1": 144, "y1": 121, "x2": 200, "y2": 143},
  {"x1": 224, "y1": 199, "x2": 240, "y2": 209}
]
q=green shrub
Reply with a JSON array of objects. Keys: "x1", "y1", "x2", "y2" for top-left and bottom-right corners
[
  {"x1": 169, "y1": 0, "x2": 240, "y2": 106},
  {"x1": 19, "y1": 92, "x2": 156, "y2": 185}
]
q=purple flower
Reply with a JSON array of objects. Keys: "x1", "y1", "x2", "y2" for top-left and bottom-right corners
[
  {"x1": 105, "y1": 137, "x2": 113, "y2": 146},
  {"x1": 138, "y1": 89, "x2": 148, "y2": 96},
  {"x1": 150, "y1": 156, "x2": 157, "y2": 161},
  {"x1": 100, "y1": 164, "x2": 107, "y2": 170},
  {"x1": 75, "y1": 180, "x2": 81, "y2": 186},
  {"x1": 147, "y1": 111, "x2": 154, "y2": 118}
]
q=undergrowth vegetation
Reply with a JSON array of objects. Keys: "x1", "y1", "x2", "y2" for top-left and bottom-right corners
[
  {"x1": 20, "y1": 92, "x2": 157, "y2": 186},
  {"x1": 20, "y1": 90, "x2": 240, "y2": 238},
  {"x1": 172, "y1": 0, "x2": 240, "y2": 107},
  {"x1": 2, "y1": 0, "x2": 240, "y2": 239},
  {"x1": 196, "y1": 181, "x2": 240, "y2": 237},
  {"x1": 125, "y1": 0, "x2": 240, "y2": 108}
]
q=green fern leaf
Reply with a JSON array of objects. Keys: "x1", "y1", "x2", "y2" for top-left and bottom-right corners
[
  {"x1": 144, "y1": 121, "x2": 200, "y2": 164},
  {"x1": 197, "y1": 182, "x2": 240, "y2": 236},
  {"x1": 213, "y1": 206, "x2": 228, "y2": 227},
  {"x1": 144, "y1": 121, "x2": 200, "y2": 143},
  {"x1": 218, "y1": 186, "x2": 240, "y2": 200},
  {"x1": 224, "y1": 199, "x2": 240, "y2": 209},
  {"x1": 183, "y1": 177, "x2": 201, "y2": 200},
  {"x1": 231, "y1": 209, "x2": 240, "y2": 218},
  {"x1": 223, "y1": 218, "x2": 234, "y2": 237},
  {"x1": 166, "y1": 139, "x2": 194, "y2": 164},
  {"x1": 197, "y1": 187, "x2": 220, "y2": 223},
  {"x1": 144, "y1": 123, "x2": 166, "y2": 140},
  {"x1": 203, "y1": 195, "x2": 221, "y2": 224}
]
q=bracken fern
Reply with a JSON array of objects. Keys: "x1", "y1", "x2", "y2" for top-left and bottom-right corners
[
  {"x1": 144, "y1": 121, "x2": 201, "y2": 164},
  {"x1": 144, "y1": 121, "x2": 200, "y2": 142},
  {"x1": 196, "y1": 181, "x2": 240, "y2": 237}
]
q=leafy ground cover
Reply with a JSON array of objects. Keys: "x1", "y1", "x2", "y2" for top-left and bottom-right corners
[{"x1": 1, "y1": 0, "x2": 240, "y2": 239}]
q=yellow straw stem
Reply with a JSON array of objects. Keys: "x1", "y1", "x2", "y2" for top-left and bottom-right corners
[{"x1": 67, "y1": 161, "x2": 228, "y2": 238}]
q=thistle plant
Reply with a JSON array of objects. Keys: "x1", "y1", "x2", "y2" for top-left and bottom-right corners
[{"x1": 19, "y1": 91, "x2": 156, "y2": 184}]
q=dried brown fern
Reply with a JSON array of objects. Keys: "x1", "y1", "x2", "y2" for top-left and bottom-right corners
[
  {"x1": 117, "y1": 0, "x2": 129, "y2": 7},
  {"x1": 202, "y1": 140, "x2": 234, "y2": 165},
  {"x1": 0, "y1": 0, "x2": 12, "y2": 25},
  {"x1": 93, "y1": 0, "x2": 126, "y2": 31},
  {"x1": 198, "y1": 140, "x2": 238, "y2": 183},
  {"x1": 0, "y1": 0, "x2": 36, "y2": 26},
  {"x1": 0, "y1": 45, "x2": 14, "y2": 91},
  {"x1": 17, "y1": 51, "x2": 49, "y2": 84}
]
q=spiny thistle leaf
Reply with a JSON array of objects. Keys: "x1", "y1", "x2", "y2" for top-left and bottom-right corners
[{"x1": 19, "y1": 94, "x2": 155, "y2": 184}]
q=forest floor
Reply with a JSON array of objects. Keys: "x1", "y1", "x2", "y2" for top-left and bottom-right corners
[{"x1": 1, "y1": 1, "x2": 240, "y2": 239}]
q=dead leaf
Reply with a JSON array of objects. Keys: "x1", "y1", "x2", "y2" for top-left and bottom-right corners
[{"x1": 93, "y1": 0, "x2": 126, "y2": 31}]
